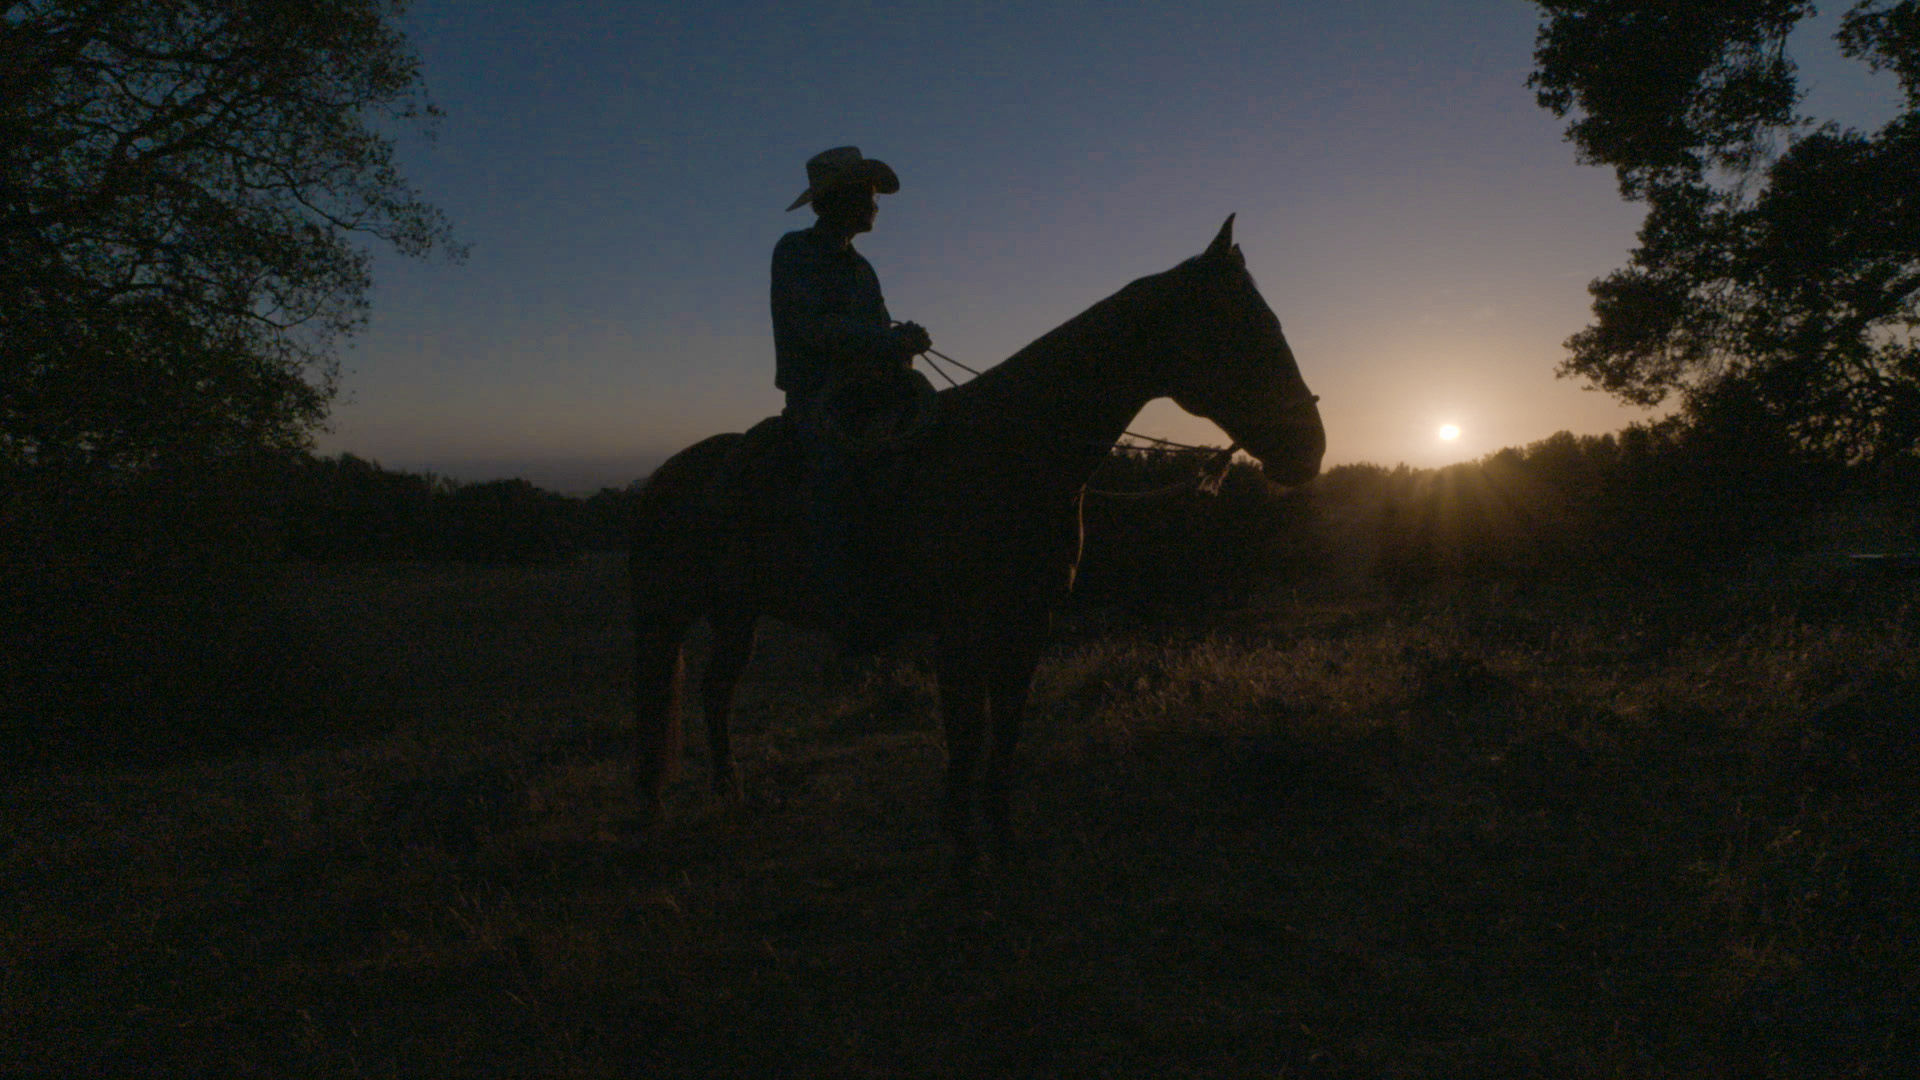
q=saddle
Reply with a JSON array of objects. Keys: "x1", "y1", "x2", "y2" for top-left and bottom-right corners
[
  {"x1": 812, "y1": 366, "x2": 939, "y2": 456},
  {"x1": 705, "y1": 368, "x2": 941, "y2": 522}
]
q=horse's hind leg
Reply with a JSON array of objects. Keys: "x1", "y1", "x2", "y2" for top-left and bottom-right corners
[
  {"x1": 635, "y1": 609, "x2": 695, "y2": 824},
  {"x1": 701, "y1": 604, "x2": 757, "y2": 801},
  {"x1": 936, "y1": 635, "x2": 990, "y2": 875},
  {"x1": 984, "y1": 611, "x2": 1047, "y2": 859}
]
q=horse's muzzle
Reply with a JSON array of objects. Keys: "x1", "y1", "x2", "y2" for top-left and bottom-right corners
[
  {"x1": 1239, "y1": 407, "x2": 1325, "y2": 487},
  {"x1": 1260, "y1": 452, "x2": 1323, "y2": 488}
]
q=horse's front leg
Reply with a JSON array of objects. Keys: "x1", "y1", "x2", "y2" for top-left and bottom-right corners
[
  {"x1": 983, "y1": 607, "x2": 1047, "y2": 860},
  {"x1": 935, "y1": 634, "x2": 989, "y2": 875}
]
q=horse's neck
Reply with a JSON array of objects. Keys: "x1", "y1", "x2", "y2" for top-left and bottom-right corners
[{"x1": 948, "y1": 282, "x2": 1165, "y2": 490}]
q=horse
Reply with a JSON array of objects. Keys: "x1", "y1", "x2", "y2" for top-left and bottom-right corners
[{"x1": 629, "y1": 216, "x2": 1325, "y2": 869}]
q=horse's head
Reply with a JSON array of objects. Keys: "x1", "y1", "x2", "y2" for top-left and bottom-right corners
[{"x1": 1155, "y1": 216, "x2": 1325, "y2": 486}]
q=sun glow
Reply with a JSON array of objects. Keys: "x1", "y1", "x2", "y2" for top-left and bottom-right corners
[{"x1": 1438, "y1": 424, "x2": 1461, "y2": 441}]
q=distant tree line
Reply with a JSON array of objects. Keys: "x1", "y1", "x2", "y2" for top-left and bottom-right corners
[
  {"x1": 9, "y1": 407, "x2": 1912, "y2": 658},
  {"x1": 4, "y1": 452, "x2": 632, "y2": 568},
  {"x1": 1359, "y1": 404, "x2": 1919, "y2": 599},
  {"x1": 1, "y1": 450, "x2": 632, "y2": 752},
  {"x1": 1080, "y1": 395, "x2": 1918, "y2": 610},
  {"x1": 263, "y1": 453, "x2": 635, "y2": 563},
  {"x1": 8, "y1": 411, "x2": 1915, "y2": 754}
]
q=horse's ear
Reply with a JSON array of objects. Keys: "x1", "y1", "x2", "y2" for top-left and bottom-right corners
[{"x1": 1205, "y1": 214, "x2": 1236, "y2": 259}]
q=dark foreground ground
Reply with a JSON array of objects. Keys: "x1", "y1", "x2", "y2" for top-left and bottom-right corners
[{"x1": 4, "y1": 554, "x2": 1916, "y2": 1078}]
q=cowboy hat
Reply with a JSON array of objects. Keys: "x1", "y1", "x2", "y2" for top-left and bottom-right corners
[{"x1": 785, "y1": 146, "x2": 900, "y2": 211}]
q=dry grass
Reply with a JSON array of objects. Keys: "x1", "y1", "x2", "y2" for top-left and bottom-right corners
[{"x1": 4, "y1": 555, "x2": 1915, "y2": 1077}]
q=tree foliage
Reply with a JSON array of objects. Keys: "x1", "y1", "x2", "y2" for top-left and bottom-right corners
[
  {"x1": 0, "y1": 0, "x2": 457, "y2": 470},
  {"x1": 1530, "y1": 0, "x2": 1920, "y2": 464}
]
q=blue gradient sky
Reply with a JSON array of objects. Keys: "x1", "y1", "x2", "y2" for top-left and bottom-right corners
[{"x1": 319, "y1": 1, "x2": 1906, "y2": 492}]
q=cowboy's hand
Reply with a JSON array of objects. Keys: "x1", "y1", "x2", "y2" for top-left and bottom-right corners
[{"x1": 893, "y1": 322, "x2": 932, "y2": 356}]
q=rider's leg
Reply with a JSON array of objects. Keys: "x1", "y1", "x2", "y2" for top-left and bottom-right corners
[{"x1": 792, "y1": 397, "x2": 875, "y2": 641}]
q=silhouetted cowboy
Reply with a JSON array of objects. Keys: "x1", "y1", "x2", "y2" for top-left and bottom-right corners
[
  {"x1": 771, "y1": 146, "x2": 929, "y2": 646},
  {"x1": 772, "y1": 145, "x2": 931, "y2": 415}
]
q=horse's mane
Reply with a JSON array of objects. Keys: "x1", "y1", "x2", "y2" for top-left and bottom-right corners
[{"x1": 939, "y1": 268, "x2": 1174, "y2": 410}]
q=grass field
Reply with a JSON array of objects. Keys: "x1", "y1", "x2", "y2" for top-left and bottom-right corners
[{"x1": 4, "y1": 553, "x2": 1916, "y2": 1077}]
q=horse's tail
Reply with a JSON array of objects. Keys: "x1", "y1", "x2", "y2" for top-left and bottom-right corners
[{"x1": 629, "y1": 434, "x2": 739, "y2": 819}]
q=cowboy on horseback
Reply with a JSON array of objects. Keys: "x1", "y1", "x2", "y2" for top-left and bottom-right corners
[
  {"x1": 773, "y1": 146, "x2": 931, "y2": 416},
  {"x1": 772, "y1": 146, "x2": 931, "y2": 641}
]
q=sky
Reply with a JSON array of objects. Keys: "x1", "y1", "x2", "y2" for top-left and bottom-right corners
[{"x1": 316, "y1": 1, "x2": 1910, "y2": 493}]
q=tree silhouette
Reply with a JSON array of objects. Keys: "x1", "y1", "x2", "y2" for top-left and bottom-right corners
[
  {"x1": 0, "y1": 1, "x2": 459, "y2": 471},
  {"x1": 1530, "y1": 0, "x2": 1920, "y2": 464}
]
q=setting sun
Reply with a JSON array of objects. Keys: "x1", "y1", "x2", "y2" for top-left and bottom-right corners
[{"x1": 1438, "y1": 424, "x2": 1461, "y2": 441}]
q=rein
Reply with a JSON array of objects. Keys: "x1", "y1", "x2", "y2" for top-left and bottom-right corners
[
  {"x1": 917, "y1": 347, "x2": 1305, "y2": 502},
  {"x1": 1083, "y1": 441, "x2": 1240, "y2": 502}
]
